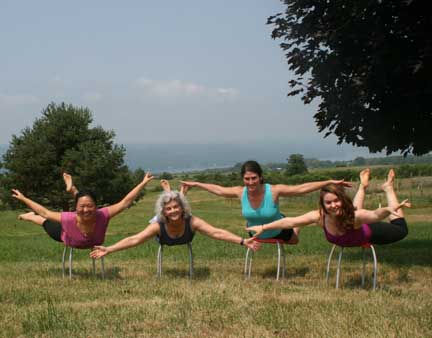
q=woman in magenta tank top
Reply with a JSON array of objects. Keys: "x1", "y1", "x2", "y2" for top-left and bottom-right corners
[
  {"x1": 181, "y1": 160, "x2": 351, "y2": 243},
  {"x1": 247, "y1": 169, "x2": 410, "y2": 247},
  {"x1": 12, "y1": 172, "x2": 154, "y2": 249}
]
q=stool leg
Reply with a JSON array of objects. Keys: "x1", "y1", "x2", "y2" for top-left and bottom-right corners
[
  {"x1": 62, "y1": 247, "x2": 67, "y2": 278},
  {"x1": 326, "y1": 244, "x2": 337, "y2": 283},
  {"x1": 370, "y1": 245, "x2": 378, "y2": 290},
  {"x1": 101, "y1": 257, "x2": 105, "y2": 279},
  {"x1": 187, "y1": 243, "x2": 194, "y2": 278},
  {"x1": 157, "y1": 245, "x2": 163, "y2": 277},
  {"x1": 68, "y1": 247, "x2": 73, "y2": 280},
  {"x1": 276, "y1": 242, "x2": 281, "y2": 280},
  {"x1": 361, "y1": 247, "x2": 366, "y2": 287},
  {"x1": 244, "y1": 248, "x2": 251, "y2": 279},
  {"x1": 92, "y1": 257, "x2": 96, "y2": 275},
  {"x1": 336, "y1": 247, "x2": 344, "y2": 289},
  {"x1": 280, "y1": 243, "x2": 286, "y2": 279}
]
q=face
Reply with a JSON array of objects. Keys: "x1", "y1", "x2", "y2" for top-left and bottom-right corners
[
  {"x1": 243, "y1": 171, "x2": 261, "y2": 192},
  {"x1": 76, "y1": 196, "x2": 97, "y2": 219},
  {"x1": 163, "y1": 199, "x2": 183, "y2": 222},
  {"x1": 322, "y1": 192, "x2": 343, "y2": 216}
]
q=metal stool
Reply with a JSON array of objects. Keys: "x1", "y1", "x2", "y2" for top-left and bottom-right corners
[
  {"x1": 326, "y1": 243, "x2": 377, "y2": 290},
  {"x1": 244, "y1": 238, "x2": 288, "y2": 280},
  {"x1": 62, "y1": 246, "x2": 105, "y2": 280},
  {"x1": 156, "y1": 242, "x2": 194, "y2": 278}
]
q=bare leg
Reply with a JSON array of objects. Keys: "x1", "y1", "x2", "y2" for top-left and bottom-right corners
[
  {"x1": 381, "y1": 169, "x2": 403, "y2": 220},
  {"x1": 160, "y1": 179, "x2": 171, "y2": 192},
  {"x1": 180, "y1": 183, "x2": 189, "y2": 196},
  {"x1": 353, "y1": 168, "x2": 370, "y2": 210},
  {"x1": 18, "y1": 212, "x2": 46, "y2": 226},
  {"x1": 63, "y1": 173, "x2": 79, "y2": 197}
]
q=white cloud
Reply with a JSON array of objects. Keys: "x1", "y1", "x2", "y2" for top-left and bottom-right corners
[
  {"x1": 0, "y1": 93, "x2": 40, "y2": 106},
  {"x1": 134, "y1": 77, "x2": 239, "y2": 99}
]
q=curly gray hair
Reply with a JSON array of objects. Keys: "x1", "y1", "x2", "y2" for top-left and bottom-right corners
[{"x1": 154, "y1": 191, "x2": 192, "y2": 224}]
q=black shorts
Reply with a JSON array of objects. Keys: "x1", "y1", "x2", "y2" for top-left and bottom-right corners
[
  {"x1": 42, "y1": 220, "x2": 63, "y2": 242},
  {"x1": 368, "y1": 218, "x2": 408, "y2": 245}
]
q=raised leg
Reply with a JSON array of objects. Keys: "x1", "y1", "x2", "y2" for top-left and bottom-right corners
[
  {"x1": 18, "y1": 212, "x2": 46, "y2": 226},
  {"x1": 353, "y1": 168, "x2": 370, "y2": 210}
]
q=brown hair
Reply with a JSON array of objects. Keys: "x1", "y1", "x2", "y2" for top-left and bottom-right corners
[{"x1": 319, "y1": 184, "x2": 355, "y2": 231}]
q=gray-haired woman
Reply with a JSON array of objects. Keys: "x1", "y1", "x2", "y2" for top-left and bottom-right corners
[{"x1": 90, "y1": 190, "x2": 259, "y2": 259}]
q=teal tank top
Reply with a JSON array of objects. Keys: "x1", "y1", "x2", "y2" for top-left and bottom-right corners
[{"x1": 241, "y1": 183, "x2": 282, "y2": 239}]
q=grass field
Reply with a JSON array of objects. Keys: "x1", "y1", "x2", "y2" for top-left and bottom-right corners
[{"x1": 0, "y1": 177, "x2": 431, "y2": 337}]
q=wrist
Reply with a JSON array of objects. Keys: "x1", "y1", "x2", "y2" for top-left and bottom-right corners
[{"x1": 239, "y1": 238, "x2": 244, "y2": 246}]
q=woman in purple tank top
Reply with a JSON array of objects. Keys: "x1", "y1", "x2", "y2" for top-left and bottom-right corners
[
  {"x1": 247, "y1": 169, "x2": 411, "y2": 247},
  {"x1": 12, "y1": 172, "x2": 154, "y2": 249}
]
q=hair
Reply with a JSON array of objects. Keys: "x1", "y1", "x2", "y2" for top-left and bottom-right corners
[
  {"x1": 319, "y1": 184, "x2": 355, "y2": 231},
  {"x1": 75, "y1": 190, "x2": 97, "y2": 206},
  {"x1": 154, "y1": 190, "x2": 192, "y2": 224},
  {"x1": 240, "y1": 160, "x2": 264, "y2": 183}
]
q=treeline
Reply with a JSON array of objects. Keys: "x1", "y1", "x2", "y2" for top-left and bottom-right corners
[{"x1": 179, "y1": 163, "x2": 432, "y2": 186}]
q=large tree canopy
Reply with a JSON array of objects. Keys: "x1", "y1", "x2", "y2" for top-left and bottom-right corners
[
  {"x1": 0, "y1": 102, "x2": 136, "y2": 209},
  {"x1": 268, "y1": 0, "x2": 431, "y2": 155}
]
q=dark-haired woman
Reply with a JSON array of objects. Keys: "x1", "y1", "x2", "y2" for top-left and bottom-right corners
[
  {"x1": 247, "y1": 169, "x2": 410, "y2": 247},
  {"x1": 181, "y1": 160, "x2": 351, "y2": 243},
  {"x1": 12, "y1": 172, "x2": 154, "y2": 249}
]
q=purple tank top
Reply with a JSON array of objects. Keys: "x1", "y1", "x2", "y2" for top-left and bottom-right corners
[
  {"x1": 60, "y1": 207, "x2": 110, "y2": 249},
  {"x1": 323, "y1": 218, "x2": 372, "y2": 247}
]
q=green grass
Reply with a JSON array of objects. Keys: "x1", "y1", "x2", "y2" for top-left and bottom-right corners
[{"x1": 1, "y1": 178, "x2": 432, "y2": 337}]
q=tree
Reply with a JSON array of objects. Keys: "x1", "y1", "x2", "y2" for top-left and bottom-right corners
[
  {"x1": 286, "y1": 154, "x2": 308, "y2": 176},
  {"x1": 0, "y1": 102, "x2": 135, "y2": 210},
  {"x1": 268, "y1": 0, "x2": 432, "y2": 155}
]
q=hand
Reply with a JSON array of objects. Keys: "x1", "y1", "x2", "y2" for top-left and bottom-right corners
[
  {"x1": 11, "y1": 189, "x2": 25, "y2": 201},
  {"x1": 143, "y1": 172, "x2": 154, "y2": 184},
  {"x1": 90, "y1": 246, "x2": 109, "y2": 259},
  {"x1": 243, "y1": 238, "x2": 261, "y2": 252},
  {"x1": 180, "y1": 181, "x2": 198, "y2": 188},
  {"x1": 245, "y1": 225, "x2": 265, "y2": 238},
  {"x1": 180, "y1": 183, "x2": 190, "y2": 195},
  {"x1": 331, "y1": 180, "x2": 352, "y2": 188}
]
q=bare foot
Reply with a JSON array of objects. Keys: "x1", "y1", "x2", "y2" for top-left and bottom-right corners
[
  {"x1": 359, "y1": 168, "x2": 370, "y2": 188},
  {"x1": 381, "y1": 169, "x2": 395, "y2": 192},
  {"x1": 18, "y1": 211, "x2": 35, "y2": 221},
  {"x1": 160, "y1": 179, "x2": 171, "y2": 192},
  {"x1": 63, "y1": 173, "x2": 73, "y2": 193}
]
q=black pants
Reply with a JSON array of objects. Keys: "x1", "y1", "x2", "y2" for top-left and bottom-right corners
[
  {"x1": 42, "y1": 220, "x2": 63, "y2": 242},
  {"x1": 369, "y1": 218, "x2": 408, "y2": 245}
]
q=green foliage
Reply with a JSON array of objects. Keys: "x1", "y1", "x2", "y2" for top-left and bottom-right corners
[
  {"x1": 0, "y1": 102, "x2": 135, "y2": 209},
  {"x1": 286, "y1": 153, "x2": 308, "y2": 176},
  {"x1": 159, "y1": 172, "x2": 174, "y2": 180},
  {"x1": 269, "y1": 1, "x2": 432, "y2": 155}
]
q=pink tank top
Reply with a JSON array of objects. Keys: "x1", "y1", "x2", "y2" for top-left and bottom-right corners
[
  {"x1": 60, "y1": 207, "x2": 110, "y2": 249},
  {"x1": 323, "y1": 217, "x2": 372, "y2": 247}
]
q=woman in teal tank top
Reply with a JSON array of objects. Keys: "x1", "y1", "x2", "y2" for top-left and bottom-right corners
[{"x1": 182, "y1": 160, "x2": 351, "y2": 241}]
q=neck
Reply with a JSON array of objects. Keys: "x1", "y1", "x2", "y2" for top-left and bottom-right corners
[
  {"x1": 248, "y1": 183, "x2": 264, "y2": 196},
  {"x1": 167, "y1": 217, "x2": 185, "y2": 228}
]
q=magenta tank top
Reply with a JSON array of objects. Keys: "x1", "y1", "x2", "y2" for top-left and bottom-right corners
[
  {"x1": 60, "y1": 207, "x2": 110, "y2": 249},
  {"x1": 323, "y1": 217, "x2": 372, "y2": 247}
]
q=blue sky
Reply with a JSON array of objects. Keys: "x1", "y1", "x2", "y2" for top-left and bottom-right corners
[{"x1": 0, "y1": 0, "x2": 372, "y2": 160}]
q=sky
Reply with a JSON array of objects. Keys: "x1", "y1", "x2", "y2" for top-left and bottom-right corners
[{"x1": 0, "y1": 0, "x2": 374, "y2": 161}]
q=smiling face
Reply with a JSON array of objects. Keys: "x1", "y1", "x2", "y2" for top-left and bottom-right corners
[
  {"x1": 243, "y1": 170, "x2": 262, "y2": 192},
  {"x1": 76, "y1": 195, "x2": 97, "y2": 220},
  {"x1": 322, "y1": 192, "x2": 343, "y2": 216},
  {"x1": 163, "y1": 199, "x2": 183, "y2": 222}
]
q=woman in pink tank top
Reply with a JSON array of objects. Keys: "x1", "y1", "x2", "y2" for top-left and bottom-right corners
[
  {"x1": 247, "y1": 169, "x2": 410, "y2": 247},
  {"x1": 12, "y1": 172, "x2": 154, "y2": 249}
]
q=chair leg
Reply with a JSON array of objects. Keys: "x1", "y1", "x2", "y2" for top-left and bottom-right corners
[
  {"x1": 156, "y1": 245, "x2": 163, "y2": 277},
  {"x1": 280, "y1": 243, "x2": 286, "y2": 279},
  {"x1": 100, "y1": 257, "x2": 105, "y2": 279},
  {"x1": 68, "y1": 247, "x2": 73, "y2": 280},
  {"x1": 244, "y1": 248, "x2": 253, "y2": 279},
  {"x1": 92, "y1": 257, "x2": 96, "y2": 275},
  {"x1": 370, "y1": 245, "x2": 378, "y2": 290},
  {"x1": 335, "y1": 247, "x2": 344, "y2": 289},
  {"x1": 62, "y1": 247, "x2": 67, "y2": 278},
  {"x1": 326, "y1": 244, "x2": 337, "y2": 283},
  {"x1": 276, "y1": 242, "x2": 281, "y2": 280},
  {"x1": 361, "y1": 247, "x2": 366, "y2": 287},
  {"x1": 187, "y1": 243, "x2": 194, "y2": 278}
]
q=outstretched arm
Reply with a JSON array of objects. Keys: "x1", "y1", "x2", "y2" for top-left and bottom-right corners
[
  {"x1": 273, "y1": 180, "x2": 352, "y2": 198},
  {"x1": 191, "y1": 216, "x2": 260, "y2": 251},
  {"x1": 355, "y1": 200, "x2": 411, "y2": 224},
  {"x1": 180, "y1": 181, "x2": 242, "y2": 198},
  {"x1": 246, "y1": 210, "x2": 320, "y2": 238},
  {"x1": 90, "y1": 222, "x2": 160, "y2": 259},
  {"x1": 11, "y1": 189, "x2": 61, "y2": 223},
  {"x1": 107, "y1": 172, "x2": 154, "y2": 218}
]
